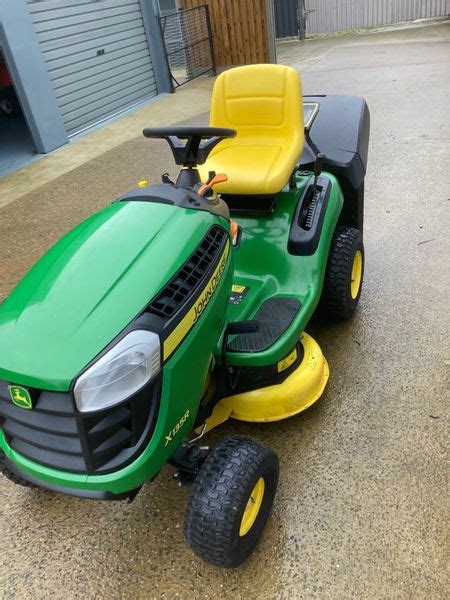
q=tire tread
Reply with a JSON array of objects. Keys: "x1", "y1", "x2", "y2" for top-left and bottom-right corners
[
  {"x1": 0, "y1": 452, "x2": 35, "y2": 488},
  {"x1": 184, "y1": 435, "x2": 278, "y2": 567},
  {"x1": 318, "y1": 226, "x2": 364, "y2": 321}
]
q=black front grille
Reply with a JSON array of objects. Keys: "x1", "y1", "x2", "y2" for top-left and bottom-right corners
[
  {"x1": 0, "y1": 377, "x2": 161, "y2": 475},
  {"x1": 147, "y1": 225, "x2": 227, "y2": 319}
]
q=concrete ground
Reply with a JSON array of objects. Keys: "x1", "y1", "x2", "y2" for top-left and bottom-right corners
[{"x1": 0, "y1": 22, "x2": 449, "y2": 600}]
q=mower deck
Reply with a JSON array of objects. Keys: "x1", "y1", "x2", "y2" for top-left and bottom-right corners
[{"x1": 207, "y1": 332, "x2": 329, "y2": 427}]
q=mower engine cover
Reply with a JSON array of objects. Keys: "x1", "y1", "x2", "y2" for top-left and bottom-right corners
[
  {"x1": 0, "y1": 198, "x2": 230, "y2": 389},
  {"x1": 0, "y1": 191, "x2": 233, "y2": 491}
]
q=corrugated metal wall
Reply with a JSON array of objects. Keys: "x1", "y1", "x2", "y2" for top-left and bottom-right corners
[
  {"x1": 304, "y1": 0, "x2": 449, "y2": 34},
  {"x1": 27, "y1": 0, "x2": 158, "y2": 135},
  {"x1": 274, "y1": 0, "x2": 299, "y2": 37}
]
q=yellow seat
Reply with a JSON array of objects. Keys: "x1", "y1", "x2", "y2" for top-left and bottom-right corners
[{"x1": 199, "y1": 64, "x2": 304, "y2": 196}]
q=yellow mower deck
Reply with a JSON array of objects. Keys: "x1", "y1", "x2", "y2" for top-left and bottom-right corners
[{"x1": 204, "y1": 333, "x2": 329, "y2": 431}]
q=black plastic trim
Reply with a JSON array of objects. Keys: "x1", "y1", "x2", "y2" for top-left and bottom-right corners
[
  {"x1": 117, "y1": 183, "x2": 230, "y2": 221},
  {"x1": 337, "y1": 180, "x2": 364, "y2": 235},
  {"x1": 300, "y1": 94, "x2": 370, "y2": 191},
  {"x1": 195, "y1": 341, "x2": 304, "y2": 426},
  {"x1": 221, "y1": 194, "x2": 277, "y2": 216},
  {"x1": 229, "y1": 341, "x2": 304, "y2": 394},
  {"x1": 227, "y1": 298, "x2": 300, "y2": 353},
  {"x1": 151, "y1": 225, "x2": 230, "y2": 357},
  {"x1": 299, "y1": 95, "x2": 369, "y2": 236},
  {"x1": 4, "y1": 457, "x2": 139, "y2": 501},
  {"x1": 142, "y1": 126, "x2": 236, "y2": 166},
  {"x1": 146, "y1": 225, "x2": 227, "y2": 322},
  {"x1": 288, "y1": 176, "x2": 332, "y2": 256},
  {"x1": 0, "y1": 375, "x2": 161, "y2": 476}
]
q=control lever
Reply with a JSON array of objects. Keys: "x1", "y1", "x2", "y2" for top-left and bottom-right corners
[
  {"x1": 311, "y1": 152, "x2": 325, "y2": 199},
  {"x1": 161, "y1": 172, "x2": 174, "y2": 185},
  {"x1": 194, "y1": 173, "x2": 228, "y2": 199}
]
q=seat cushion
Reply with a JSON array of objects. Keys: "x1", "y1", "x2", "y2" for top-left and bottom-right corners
[
  {"x1": 201, "y1": 142, "x2": 286, "y2": 195},
  {"x1": 199, "y1": 64, "x2": 304, "y2": 196}
]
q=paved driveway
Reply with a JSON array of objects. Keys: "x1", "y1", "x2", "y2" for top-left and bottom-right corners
[{"x1": 0, "y1": 22, "x2": 448, "y2": 600}]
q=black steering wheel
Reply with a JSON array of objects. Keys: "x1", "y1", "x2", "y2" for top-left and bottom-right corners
[{"x1": 142, "y1": 126, "x2": 236, "y2": 166}]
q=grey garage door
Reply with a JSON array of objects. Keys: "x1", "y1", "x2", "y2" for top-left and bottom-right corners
[{"x1": 27, "y1": 0, "x2": 158, "y2": 135}]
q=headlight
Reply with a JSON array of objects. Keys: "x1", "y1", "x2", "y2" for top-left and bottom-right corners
[{"x1": 74, "y1": 330, "x2": 160, "y2": 413}]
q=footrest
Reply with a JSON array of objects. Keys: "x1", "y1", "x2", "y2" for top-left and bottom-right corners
[{"x1": 227, "y1": 297, "x2": 300, "y2": 353}]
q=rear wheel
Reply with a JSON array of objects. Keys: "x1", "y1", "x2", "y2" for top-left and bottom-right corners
[
  {"x1": 318, "y1": 226, "x2": 364, "y2": 321},
  {"x1": 0, "y1": 451, "x2": 36, "y2": 488},
  {"x1": 184, "y1": 436, "x2": 279, "y2": 567}
]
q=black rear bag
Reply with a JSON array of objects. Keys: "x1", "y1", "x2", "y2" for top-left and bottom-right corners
[{"x1": 300, "y1": 95, "x2": 370, "y2": 234}]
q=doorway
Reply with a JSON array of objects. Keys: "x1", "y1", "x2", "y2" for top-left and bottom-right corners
[{"x1": 0, "y1": 49, "x2": 36, "y2": 177}]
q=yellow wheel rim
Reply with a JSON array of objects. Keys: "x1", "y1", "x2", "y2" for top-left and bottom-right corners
[
  {"x1": 350, "y1": 250, "x2": 363, "y2": 299},
  {"x1": 239, "y1": 477, "x2": 265, "y2": 537}
]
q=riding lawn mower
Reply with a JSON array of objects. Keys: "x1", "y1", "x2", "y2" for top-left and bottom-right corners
[{"x1": 0, "y1": 64, "x2": 369, "y2": 567}]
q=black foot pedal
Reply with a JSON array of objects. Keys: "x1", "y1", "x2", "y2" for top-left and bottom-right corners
[{"x1": 228, "y1": 298, "x2": 300, "y2": 353}]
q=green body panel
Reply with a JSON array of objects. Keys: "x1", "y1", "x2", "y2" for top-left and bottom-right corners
[
  {"x1": 0, "y1": 201, "x2": 223, "y2": 390},
  {"x1": 221, "y1": 172, "x2": 343, "y2": 366},
  {"x1": 0, "y1": 173, "x2": 343, "y2": 496},
  {"x1": 0, "y1": 239, "x2": 233, "y2": 495}
]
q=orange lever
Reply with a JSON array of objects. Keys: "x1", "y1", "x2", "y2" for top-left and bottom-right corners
[
  {"x1": 230, "y1": 220, "x2": 239, "y2": 238},
  {"x1": 197, "y1": 173, "x2": 228, "y2": 197},
  {"x1": 208, "y1": 173, "x2": 228, "y2": 187}
]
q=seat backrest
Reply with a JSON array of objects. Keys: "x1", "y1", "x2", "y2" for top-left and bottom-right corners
[{"x1": 210, "y1": 64, "x2": 304, "y2": 151}]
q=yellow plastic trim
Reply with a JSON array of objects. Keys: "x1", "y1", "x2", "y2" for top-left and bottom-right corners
[
  {"x1": 277, "y1": 346, "x2": 298, "y2": 373},
  {"x1": 163, "y1": 240, "x2": 230, "y2": 360},
  {"x1": 239, "y1": 477, "x2": 265, "y2": 537},
  {"x1": 200, "y1": 401, "x2": 232, "y2": 434},
  {"x1": 232, "y1": 284, "x2": 246, "y2": 293},
  {"x1": 303, "y1": 102, "x2": 319, "y2": 128},
  {"x1": 219, "y1": 333, "x2": 329, "y2": 423},
  {"x1": 351, "y1": 250, "x2": 363, "y2": 299}
]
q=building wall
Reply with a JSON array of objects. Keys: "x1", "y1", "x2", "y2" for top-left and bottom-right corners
[
  {"x1": 0, "y1": 0, "x2": 68, "y2": 152},
  {"x1": 0, "y1": 0, "x2": 171, "y2": 155},
  {"x1": 304, "y1": 0, "x2": 449, "y2": 35}
]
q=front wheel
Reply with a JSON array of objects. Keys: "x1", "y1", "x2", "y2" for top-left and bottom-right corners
[
  {"x1": 0, "y1": 451, "x2": 36, "y2": 488},
  {"x1": 318, "y1": 226, "x2": 364, "y2": 322},
  {"x1": 184, "y1": 436, "x2": 279, "y2": 567}
]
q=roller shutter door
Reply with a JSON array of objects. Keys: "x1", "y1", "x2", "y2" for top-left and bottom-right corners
[{"x1": 27, "y1": 0, "x2": 158, "y2": 135}]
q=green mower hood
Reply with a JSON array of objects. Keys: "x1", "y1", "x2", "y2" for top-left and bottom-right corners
[{"x1": 0, "y1": 201, "x2": 220, "y2": 391}]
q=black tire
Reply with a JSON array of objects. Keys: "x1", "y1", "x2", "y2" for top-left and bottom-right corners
[
  {"x1": 184, "y1": 435, "x2": 279, "y2": 567},
  {"x1": 0, "y1": 451, "x2": 36, "y2": 488},
  {"x1": 318, "y1": 226, "x2": 364, "y2": 322},
  {"x1": 0, "y1": 88, "x2": 21, "y2": 117}
]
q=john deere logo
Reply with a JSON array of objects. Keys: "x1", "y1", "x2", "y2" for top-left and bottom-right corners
[{"x1": 8, "y1": 386, "x2": 33, "y2": 410}]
